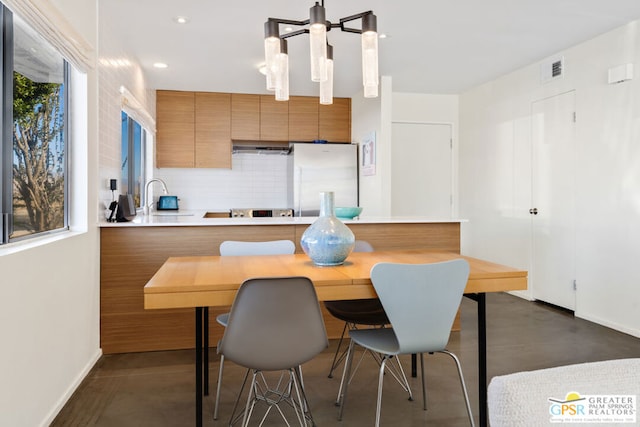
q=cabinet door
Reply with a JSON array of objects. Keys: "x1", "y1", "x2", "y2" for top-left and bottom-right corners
[
  {"x1": 288, "y1": 96, "x2": 319, "y2": 141},
  {"x1": 319, "y1": 97, "x2": 351, "y2": 142},
  {"x1": 195, "y1": 92, "x2": 231, "y2": 168},
  {"x1": 260, "y1": 96, "x2": 289, "y2": 141},
  {"x1": 231, "y1": 93, "x2": 260, "y2": 140},
  {"x1": 156, "y1": 91, "x2": 195, "y2": 167}
]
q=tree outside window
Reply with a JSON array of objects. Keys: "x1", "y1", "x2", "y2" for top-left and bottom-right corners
[{"x1": 1, "y1": 10, "x2": 70, "y2": 242}]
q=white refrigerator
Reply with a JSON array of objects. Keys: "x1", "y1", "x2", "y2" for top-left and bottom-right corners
[{"x1": 289, "y1": 143, "x2": 358, "y2": 216}]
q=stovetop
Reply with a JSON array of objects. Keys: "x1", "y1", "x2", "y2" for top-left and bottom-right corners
[{"x1": 230, "y1": 208, "x2": 294, "y2": 218}]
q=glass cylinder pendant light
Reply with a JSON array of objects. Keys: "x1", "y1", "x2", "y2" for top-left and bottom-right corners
[
  {"x1": 275, "y1": 39, "x2": 289, "y2": 101},
  {"x1": 361, "y1": 13, "x2": 379, "y2": 98},
  {"x1": 309, "y1": 2, "x2": 328, "y2": 82},
  {"x1": 264, "y1": 20, "x2": 280, "y2": 91},
  {"x1": 320, "y1": 44, "x2": 333, "y2": 105},
  {"x1": 263, "y1": 3, "x2": 380, "y2": 102}
]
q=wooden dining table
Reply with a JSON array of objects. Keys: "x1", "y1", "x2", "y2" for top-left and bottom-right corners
[{"x1": 144, "y1": 249, "x2": 527, "y2": 427}]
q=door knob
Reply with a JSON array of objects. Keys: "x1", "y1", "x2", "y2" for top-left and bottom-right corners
[{"x1": 529, "y1": 208, "x2": 538, "y2": 215}]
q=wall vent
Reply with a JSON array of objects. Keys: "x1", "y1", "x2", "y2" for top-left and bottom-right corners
[{"x1": 541, "y1": 56, "x2": 564, "y2": 83}]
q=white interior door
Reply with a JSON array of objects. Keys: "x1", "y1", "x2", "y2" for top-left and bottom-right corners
[
  {"x1": 531, "y1": 91, "x2": 576, "y2": 310},
  {"x1": 391, "y1": 123, "x2": 452, "y2": 217}
]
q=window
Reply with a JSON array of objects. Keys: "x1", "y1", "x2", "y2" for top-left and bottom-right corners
[
  {"x1": 121, "y1": 111, "x2": 146, "y2": 208},
  {"x1": 1, "y1": 5, "x2": 71, "y2": 243}
]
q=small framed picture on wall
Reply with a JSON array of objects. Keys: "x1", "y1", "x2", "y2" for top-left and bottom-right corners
[{"x1": 362, "y1": 131, "x2": 376, "y2": 176}]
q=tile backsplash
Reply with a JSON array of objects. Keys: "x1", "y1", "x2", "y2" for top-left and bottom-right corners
[{"x1": 154, "y1": 153, "x2": 292, "y2": 211}]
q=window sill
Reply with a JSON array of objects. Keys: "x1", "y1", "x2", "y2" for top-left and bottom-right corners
[{"x1": 0, "y1": 229, "x2": 87, "y2": 257}]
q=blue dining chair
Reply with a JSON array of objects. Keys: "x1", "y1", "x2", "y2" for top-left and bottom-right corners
[{"x1": 337, "y1": 259, "x2": 475, "y2": 427}]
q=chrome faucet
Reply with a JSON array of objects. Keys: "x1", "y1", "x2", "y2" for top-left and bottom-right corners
[{"x1": 143, "y1": 178, "x2": 169, "y2": 215}]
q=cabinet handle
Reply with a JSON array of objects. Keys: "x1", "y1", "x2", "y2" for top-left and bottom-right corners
[{"x1": 529, "y1": 208, "x2": 538, "y2": 215}]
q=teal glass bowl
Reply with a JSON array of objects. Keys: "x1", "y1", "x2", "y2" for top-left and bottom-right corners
[{"x1": 335, "y1": 207, "x2": 363, "y2": 219}]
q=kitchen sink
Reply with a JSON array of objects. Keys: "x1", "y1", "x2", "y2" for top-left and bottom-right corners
[{"x1": 203, "y1": 211, "x2": 231, "y2": 218}]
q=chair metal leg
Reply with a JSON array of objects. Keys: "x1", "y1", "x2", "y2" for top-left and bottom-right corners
[
  {"x1": 334, "y1": 340, "x2": 371, "y2": 405},
  {"x1": 293, "y1": 366, "x2": 315, "y2": 426},
  {"x1": 366, "y1": 351, "x2": 413, "y2": 399},
  {"x1": 214, "y1": 354, "x2": 225, "y2": 420},
  {"x1": 227, "y1": 367, "x2": 313, "y2": 427},
  {"x1": 228, "y1": 369, "x2": 250, "y2": 427},
  {"x1": 336, "y1": 342, "x2": 412, "y2": 407},
  {"x1": 390, "y1": 355, "x2": 412, "y2": 400},
  {"x1": 440, "y1": 350, "x2": 475, "y2": 427},
  {"x1": 296, "y1": 365, "x2": 309, "y2": 413},
  {"x1": 420, "y1": 353, "x2": 427, "y2": 410},
  {"x1": 337, "y1": 339, "x2": 356, "y2": 421},
  {"x1": 374, "y1": 355, "x2": 391, "y2": 427},
  {"x1": 241, "y1": 371, "x2": 258, "y2": 427},
  {"x1": 327, "y1": 321, "x2": 350, "y2": 378}
]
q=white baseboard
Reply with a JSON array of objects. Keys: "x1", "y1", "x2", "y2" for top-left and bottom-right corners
[
  {"x1": 508, "y1": 291, "x2": 639, "y2": 339},
  {"x1": 575, "y1": 312, "x2": 640, "y2": 339},
  {"x1": 40, "y1": 348, "x2": 103, "y2": 427},
  {"x1": 507, "y1": 289, "x2": 534, "y2": 301}
]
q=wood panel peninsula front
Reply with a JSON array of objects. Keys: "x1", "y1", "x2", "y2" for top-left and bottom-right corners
[{"x1": 100, "y1": 216, "x2": 463, "y2": 354}]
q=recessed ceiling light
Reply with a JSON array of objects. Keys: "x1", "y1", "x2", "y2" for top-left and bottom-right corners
[
  {"x1": 153, "y1": 62, "x2": 169, "y2": 69},
  {"x1": 379, "y1": 33, "x2": 388, "y2": 39},
  {"x1": 173, "y1": 16, "x2": 190, "y2": 24}
]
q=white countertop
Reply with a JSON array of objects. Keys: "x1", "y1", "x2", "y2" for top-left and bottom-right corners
[{"x1": 99, "y1": 210, "x2": 466, "y2": 227}]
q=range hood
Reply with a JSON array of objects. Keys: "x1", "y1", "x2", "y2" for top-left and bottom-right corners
[{"x1": 232, "y1": 141, "x2": 292, "y2": 155}]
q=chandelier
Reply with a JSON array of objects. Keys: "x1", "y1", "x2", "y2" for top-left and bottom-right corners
[{"x1": 264, "y1": 1, "x2": 379, "y2": 105}]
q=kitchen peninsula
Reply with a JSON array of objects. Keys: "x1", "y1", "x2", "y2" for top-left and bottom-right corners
[{"x1": 100, "y1": 215, "x2": 464, "y2": 353}]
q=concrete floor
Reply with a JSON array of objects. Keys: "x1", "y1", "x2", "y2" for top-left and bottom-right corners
[{"x1": 52, "y1": 293, "x2": 640, "y2": 426}]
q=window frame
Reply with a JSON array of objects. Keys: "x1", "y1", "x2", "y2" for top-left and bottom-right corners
[
  {"x1": 121, "y1": 110, "x2": 147, "y2": 209},
  {"x1": 0, "y1": 3, "x2": 71, "y2": 244}
]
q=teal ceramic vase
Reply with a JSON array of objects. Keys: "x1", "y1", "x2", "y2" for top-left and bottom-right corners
[{"x1": 301, "y1": 192, "x2": 355, "y2": 266}]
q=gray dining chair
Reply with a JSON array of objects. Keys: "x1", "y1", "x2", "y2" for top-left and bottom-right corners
[
  {"x1": 214, "y1": 239, "x2": 296, "y2": 420},
  {"x1": 337, "y1": 259, "x2": 475, "y2": 427},
  {"x1": 217, "y1": 276, "x2": 328, "y2": 426}
]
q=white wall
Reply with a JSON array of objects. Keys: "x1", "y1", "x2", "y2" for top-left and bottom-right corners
[
  {"x1": 98, "y1": 8, "x2": 155, "y2": 216},
  {"x1": 391, "y1": 92, "x2": 459, "y2": 217},
  {"x1": 459, "y1": 20, "x2": 640, "y2": 337},
  {"x1": 353, "y1": 78, "x2": 461, "y2": 218},
  {"x1": 153, "y1": 154, "x2": 290, "y2": 211},
  {"x1": 0, "y1": 1, "x2": 101, "y2": 426},
  {"x1": 352, "y1": 78, "x2": 387, "y2": 216}
]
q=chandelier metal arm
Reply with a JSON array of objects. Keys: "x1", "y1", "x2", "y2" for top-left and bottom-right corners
[
  {"x1": 268, "y1": 9, "x2": 374, "y2": 38},
  {"x1": 340, "y1": 11, "x2": 374, "y2": 34},
  {"x1": 267, "y1": 17, "x2": 309, "y2": 27},
  {"x1": 281, "y1": 29, "x2": 309, "y2": 39},
  {"x1": 340, "y1": 11, "x2": 374, "y2": 24}
]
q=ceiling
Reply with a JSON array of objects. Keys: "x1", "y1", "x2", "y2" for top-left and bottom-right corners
[{"x1": 100, "y1": 0, "x2": 640, "y2": 98}]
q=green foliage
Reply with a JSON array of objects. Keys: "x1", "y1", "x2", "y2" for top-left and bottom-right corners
[{"x1": 13, "y1": 72, "x2": 59, "y2": 122}]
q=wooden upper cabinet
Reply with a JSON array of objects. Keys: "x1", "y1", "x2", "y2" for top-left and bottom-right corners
[
  {"x1": 319, "y1": 97, "x2": 351, "y2": 142},
  {"x1": 156, "y1": 91, "x2": 195, "y2": 167},
  {"x1": 231, "y1": 94, "x2": 260, "y2": 140},
  {"x1": 288, "y1": 96, "x2": 319, "y2": 141},
  {"x1": 156, "y1": 91, "x2": 351, "y2": 168},
  {"x1": 260, "y1": 96, "x2": 288, "y2": 141},
  {"x1": 195, "y1": 92, "x2": 231, "y2": 169}
]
